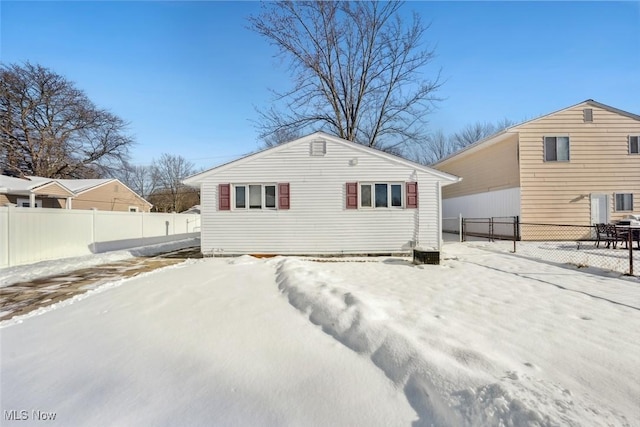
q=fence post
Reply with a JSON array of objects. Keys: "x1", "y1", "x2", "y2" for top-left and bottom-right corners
[
  {"x1": 6, "y1": 205, "x2": 12, "y2": 267},
  {"x1": 490, "y1": 217, "x2": 494, "y2": 242},
  {"x1": 91, "y1": 208, "x2": 97, "y2": 253},
  {"x1": 629, "y1": 229, "x2": 634, "y2": 276},
  {"x1": 461, "y1": 217, "x2": 466, "y2": 242},
  {"x1": 513, "y1": 216, "x2": 517, "y2": 253}
]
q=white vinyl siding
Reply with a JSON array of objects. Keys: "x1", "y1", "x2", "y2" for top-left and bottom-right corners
[
  {"x1": 442, "y1": 187, "x2": 521, "y2": 219},
  {"x1": 197, "y1": 138, "x2": 448, "y2": 254}
]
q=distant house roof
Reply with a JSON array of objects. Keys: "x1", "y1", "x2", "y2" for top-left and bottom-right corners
[
  {"x1": 53, "y1": 178, "x2": 116, "y2": 194},
  {"x1": 1, "y1": 175, "x2": 152, "y2": 207},
  {"x1": 53, "y1": 177, "x2": 152, "y2": 207},
  {"x1": 0, "y1": 175, "x2": 74, "y2": 196},
  {"x1": 181, "y1": 205, "x2": 200, "y2": 214}
]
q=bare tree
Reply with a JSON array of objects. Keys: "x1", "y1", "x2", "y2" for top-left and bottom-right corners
[
  {"x1": 150, "y1": 154, "x2": 197, "y2": 212},
  {"x1": 262, "y1": 128, "x2": 302, "y2": 148},
  {"x1": 450, "y1": 118, "x2": 515, "y2": 150},
  {"x1": 249, "y1": 1, "x2": 442, "y2": 154},
  {"x1": 0, "y1": 62, "x2": 132, "y2": 178},
  {"x1": 410, "y1": 129, "x2": 454, "y2": 165},
  {"x1": 114, "y1": 162, "x2": 157, "y2": 199}
]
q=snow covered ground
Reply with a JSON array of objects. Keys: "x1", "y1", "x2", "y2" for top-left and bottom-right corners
[
  {"x1": 0, "y1": 238, "x2": 200, "y2": 288},
  {"x1": 2, "y1": 241, "x2": 639, "y2": 426}
]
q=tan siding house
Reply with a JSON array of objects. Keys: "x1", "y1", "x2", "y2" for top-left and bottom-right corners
[
  {"x1": 1, "y1": 176, "x2": 152, "y2": 212},
  {"x1": 0, "y1": 176, "x2": 75, "y2": 208},
  {"x1": 57, "y1": 179, "x2": 152, "y2": 212},
  {"x1": 433, "y1": 100, "x2": 640, "y2": 239}
]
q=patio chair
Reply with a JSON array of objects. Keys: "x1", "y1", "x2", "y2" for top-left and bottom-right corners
[
  {"x1": 604, "y1": 224, "x2": 628, "y2": 249},
  {"x1": 594, "y1": 223, "x2": 606, "y2": 248}
]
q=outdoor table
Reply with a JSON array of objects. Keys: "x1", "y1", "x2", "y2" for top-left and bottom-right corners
[{"x1": 615, "y1": 225, "x2": 640, "y2": 250}]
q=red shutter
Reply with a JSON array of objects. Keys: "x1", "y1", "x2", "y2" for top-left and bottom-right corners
[
  {"x1": 346, "y1": 182, "x2": 358, "y2": 209},
  {"x1": 406, "y1": 182, "x2": 418, "y2": 208},
  {"x1": 219, "y1": 184, "x2": 230, "y2": 210},
  {"x1": 278, "y1": 183, "x2": 290, "y2": 210}
]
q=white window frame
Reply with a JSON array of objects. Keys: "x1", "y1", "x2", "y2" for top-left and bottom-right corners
[
  {"x1": 16, "y1": 197, "x2": 42, "y2": 208},
  {"x1": 129, "y1": 206, "x2": 139, "y2": 212},
  {"x1": 615, "y1": 193, "x2": 633, "y2": 212},
  {"x1": 544, "y1": 136, "x2": 570, "y2": 162},
  {"x1": 359, "y1": 183, "x2": 403, "y2": 209},
  {"x1": 629, "y1": 135, "x2": 639, "y2": 154},
  {"x1": 233, "y1": 184, "x2": 278, "y2": 210}
]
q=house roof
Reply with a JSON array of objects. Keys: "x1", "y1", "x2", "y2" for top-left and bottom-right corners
[
  {"x1": 54, "y1": 178, "x2": 153, "y2": 207},
  {"x1": 1, "y1": 175, "x2": 152, "y2": 207},
  {"x1": 0, "y1": 175, "x2": 75, "y2": 197},
  {"x1": 184, "y1": 131, "x2": 461, "y2": 185},
  {"x1": 53, "y1": 178, "x2": 115, "y2": 193},
  {"x1": 432, "y1": 99, "x2": 640, "y2": 166}
]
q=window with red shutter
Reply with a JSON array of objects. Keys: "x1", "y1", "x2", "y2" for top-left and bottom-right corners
[
  {"x1": 219, "y1": 184, "x2": 230, "y2": 210},
  {"x1": 278, "y1": 183, "x2": 290, "y2": 209},
  {"x1": 406, "y1": 182, "x2": 418, "y2": 208},
  {"x1": 346, "y1": 182, "x2": 358, "y2": 209}
]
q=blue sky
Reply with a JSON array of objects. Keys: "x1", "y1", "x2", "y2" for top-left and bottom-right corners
[{"x1": 2, "y1": 1, "x2": 639, "y2": 170}]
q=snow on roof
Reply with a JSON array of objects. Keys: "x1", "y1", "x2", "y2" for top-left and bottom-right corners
[
  {"x1": 53, "y1": 178, "x2": 114, "y2": 193},
  {"x1": 0, "y1": 175, "x2": 56, "y2": 192}
]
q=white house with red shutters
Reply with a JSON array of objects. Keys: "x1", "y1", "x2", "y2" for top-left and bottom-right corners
[{"x1": 183, "y1": 132, "x2": 460, "y2": 256}]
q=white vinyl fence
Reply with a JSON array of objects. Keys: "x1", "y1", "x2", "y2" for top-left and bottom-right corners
[{"x1": 0, "y1": 206, "x2": 201, "y2": 268}]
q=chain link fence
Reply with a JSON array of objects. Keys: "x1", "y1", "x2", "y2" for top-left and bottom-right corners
[{"x1": 458, "y1": 217, "x2": 639, "y2": 276}]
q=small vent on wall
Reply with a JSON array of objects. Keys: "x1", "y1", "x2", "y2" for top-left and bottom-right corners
[
  {"x1": 310, "y1": 140, "x2": 327, "y2": 156},
  {"x1": 583, "y1": 108, "x2": 593, "y2": 122}
]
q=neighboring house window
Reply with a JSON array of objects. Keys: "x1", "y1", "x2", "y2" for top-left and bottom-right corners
[
  {"x1": 359, "y1": 183, "x2": 403, "y2": 208},
  {"x1": 615, "y1": 193, "x2": 633, "y2": 212},
  {"x1": 16, "y1": 197, "x2": 41, "y2": 207},
  {"x1": 629, "y1": 135, "x2": 639, "y2": 154},
  {"x1": 234, "y1": 184, "x2": 278, "y2": 210},
  {"x1": 129, "y1": 206, "x2": 139, "y2": 212},
  {"x1": 544, "y1": 136, "x2": 570, "y2": 161}
]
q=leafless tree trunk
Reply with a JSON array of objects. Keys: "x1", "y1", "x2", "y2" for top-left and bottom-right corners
[
  {"x1": 249, "y1": 1, "x2": 442, "y2": 155},
  {"x1": 0, "y1": 62, "x2": 132, "y2": 178},
  {"x1": 150, "y1": 154, "x2": 196, "y2": 213}
]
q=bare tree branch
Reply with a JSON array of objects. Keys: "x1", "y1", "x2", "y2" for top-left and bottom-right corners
[
  {"x1": 0, "y1": 62, "x2": 133, "y2": 178},
  {"x1": 248, "y1": 1, "x2": 442, "y2": 155},
  {"x1": 149, "y1": 154, "x2": 196, "y2": 213}
]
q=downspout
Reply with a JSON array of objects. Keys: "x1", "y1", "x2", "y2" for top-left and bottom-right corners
[{"x1": 437, "y1": 181, "x2": 442, "y2": 252}]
